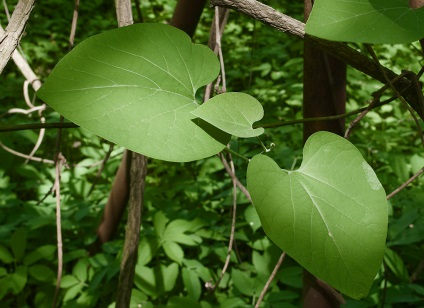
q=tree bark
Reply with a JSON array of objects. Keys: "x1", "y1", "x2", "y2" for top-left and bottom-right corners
[
  {"x1": 302, "y1": 1, "x2": 345, "y2": 307},
  {"x1": 0, "y1": 0, "x2": 35, "y2": 74},
  {"x1": 170, "y1": 0, "x2": 207, "y2": 38}
]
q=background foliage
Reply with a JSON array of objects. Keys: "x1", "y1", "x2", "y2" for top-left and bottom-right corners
[{"x1": 1, "y1": 0, "x2": 424, "y2": 307}]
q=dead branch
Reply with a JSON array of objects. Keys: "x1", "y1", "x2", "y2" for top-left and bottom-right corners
[{"x1": 0, "y1": 0, "x2": 35, "y2": 74}]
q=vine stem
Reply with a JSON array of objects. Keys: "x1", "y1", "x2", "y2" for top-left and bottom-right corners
[
  {"x1": 386, "y1": 167, "x2": 424, "y2": 200},
  {"x1": 207, "y1": 152, "x2": 238, "y2": 292},
  {"x1": 254, "y1": 252, "x2": 286, "y2": 308},
  {"x1": 223, "y1": 146, "x2": 249, "y2": 162}
]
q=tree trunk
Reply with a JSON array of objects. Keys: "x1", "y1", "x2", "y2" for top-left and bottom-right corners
[{"x1": 302, "y1": 1, "x2": 346, "y2": 307}]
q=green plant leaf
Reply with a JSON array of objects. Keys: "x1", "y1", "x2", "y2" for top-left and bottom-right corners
[
  {"x1": 246, "y1": 131, "x2": 388, "y2": 299},
  {"x1": 163, "y1": 241, "x2": 184, "y2": 264},
  {"x1": 191, "y1": 92, "x2": 264, "y2": 138},
  {"x1": 0, "y1": 244, "x2": 13, "y2": 264},
  {"x1": 305, "y1": 0, "x2": 424, "y2": 44},
  {"x1": 37, "y1": 23, "x2": 230, "y2": 162},
  {"x1": 9, "y1": 266, "x2": 27, "y2": 294},
  {"x1": 182, "y1": 267, "x2": 201, "y2": 301},
  {"x1": 10, "y1": 228, "x2": 27, "y2": 261},
  {"x1": 29, "y1": 265, "x2": 55, "y2": 282}
]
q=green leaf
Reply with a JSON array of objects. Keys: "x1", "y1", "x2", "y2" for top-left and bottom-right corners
[
  {"x1": 182, "y1": 267, "x2": 201, "y2": 301},
  {"x1": 23, "y1": 245, "x2": 56, "y2": 265},
  {"x1": 244, "y1": 205, "x2": 261, "y2": 232},
  {"x1": 163, "y1": 263, "x2": 179, "y2": 292},
  {"x1": 163, "y1": 241, "x2": 184, "y2": 264},
  {"x1": 246, "y1": 131, "x2": 388, "y2": 299},
  {"x1": 63, "y1": 283, "x2": 84, "y2": 302},
  {"x1": 154, "y1": 211, "x2": 169, "y2": 238},
  {"x1": 384, "y1": 248, "x2": 409, "y2": 282},
  {"x1": 0, "y1": 244, "x2": 13, "y2": 264},
  {"x1": 60, "y1": 275, "x2": 80, "y2": 288},
  {"x1": 9, "y1": 265, "x2": 27, "y2": 294},
  {"x1": 37, "y1": 23, "x2": 230, "y2": 162},
  {"x1": 73, "y1": 259, "x2": 88, "y2": 282},
  {"x1": 11, "y1": 228, "x2": 27, "y2": 261},
  {"x1": 191, "y1": 92, "x2": 264, "y2": 138},
  {"x1": 305, "y1": 0, "x2": 424, "y2": 44},
  {"x1": 29, "y1": 265, "x2": 55, "y2": 282}
]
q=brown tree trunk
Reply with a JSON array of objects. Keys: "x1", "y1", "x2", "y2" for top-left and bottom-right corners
[{"x1": 302, "y1": 1, "x2": 346, "y2": 307}]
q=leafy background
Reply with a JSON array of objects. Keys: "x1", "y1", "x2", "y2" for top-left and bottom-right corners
[{"x1": 1, "y1": 0, "x2": 424, "y2": 307}]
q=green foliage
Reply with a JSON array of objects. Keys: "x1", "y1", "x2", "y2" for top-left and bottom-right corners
[
  {"x1": 247, "y1": 132, "x2": 388, "y2": 299},
  {"x1": 1, "y1": 0, "x2": 424, "y2": 307},
  {"x1": 306, "y1": 0, "x2": 424, "y2": 44}
]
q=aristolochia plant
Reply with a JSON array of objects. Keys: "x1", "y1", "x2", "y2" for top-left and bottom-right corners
[{"x1": 37, "y1": 23, "x2": 388, "y2": 299}]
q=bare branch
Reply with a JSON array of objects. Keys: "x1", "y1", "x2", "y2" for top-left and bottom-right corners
[
  {"x1": 255, "y1": 252, "x2": 286, "y2": 308},
  {"x1": 0, "y1": 0, "x2": 35, "y2": 74}
]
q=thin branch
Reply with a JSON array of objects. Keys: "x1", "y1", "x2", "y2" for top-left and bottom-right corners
[
  {"x1": 87, "y1": 143, "x2": 114, "y2": 196},
  {"x1": 68, "y1": 0, "x2": 80, "y2": 50},
  {"x1": 223, "y1": 146, "x2": 249, "y2": 162},
  {"x1": 0, "y1": 0, "x2": 35, "y2": 74},
  {"x1": 219, "y1": 153, "x2": 251, "y2": 202},
  {"x1": 255, "y1": 252, "x2": 286, "y2": 308},
  {"x1": 206, "y1": 153, "x2": 238, "y2": 292},
  {"x1": 365, "y1": 45, "x2": 424, "y2": 148},
  {"x1": 52, "y1": 153, "x2": 66, "y2": 308},
  {"x1": 0, "y1": 142, "x2": 54, "y2": 164},
  {"x1": 386, "y1": 166, "x2": 424, "y2": 200},
  {"x1": 0, "y1": 122, "x2": 78, "y2": 132}
]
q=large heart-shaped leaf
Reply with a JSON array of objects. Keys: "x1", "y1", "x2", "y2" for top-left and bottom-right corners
[
  {"x1": 191, "y1": 92, "x2": 264, "y2": 138},
  {"x1": 246, "y1": 132, "x2": 388, "y2": 299},
  {"x1": 37, "y1": 23, "x2": 230, "y2": 162},
  {"x1": 306, "y1": 0, "x2": 424, "y2": 44}
]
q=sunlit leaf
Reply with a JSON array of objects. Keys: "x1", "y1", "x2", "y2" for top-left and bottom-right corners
[
  {"x1": 306, "y1": 0, "x2": 424, "y2": 44},
  {"x1": 246, "y1": 131, "x2": 388, "y2": 299},
  {"x1": 37, "y1": 23, "x2": 230, "y2": 162}
]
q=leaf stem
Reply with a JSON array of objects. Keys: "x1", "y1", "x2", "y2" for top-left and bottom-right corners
[{"x1": 223, "y1": 147, "x2": 249, "y2": 162}]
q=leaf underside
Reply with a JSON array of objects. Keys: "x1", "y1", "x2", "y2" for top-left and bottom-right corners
[
  {"x1": 247, "y1": 132, "x2": 388, "y2": 299},
  {"x1": 306, "y1": 0, "x2": 424, "y2": 44},
  {"x1": 37, "y1": 23, "x2": 230, "y2": 162}
]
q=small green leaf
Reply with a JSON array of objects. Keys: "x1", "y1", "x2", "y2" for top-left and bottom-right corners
[
  {"x1": 29, "y1": 265, "x2": 55, "y2": 282},
  {"x1": 9, "y1": 265, "x2": 27, "y2": 294},
  {"x1": 182, "y1": 267, "x2": 201, "y2": 301},
  {"x1": 163, "y1": 241, "x2": 184, "y2": 264},
  {"x1": 23, "y1": 245, "x2": 56, "y2": 265},
  {"x1": 11, "y1": 228, "x2": 27, "y2": 261},
  {"x1": 191, "y1": 92, "x2": 264, "y2": 138},
  {"x1": 244, "y1": 205, "x2": 261, "y2": 232},
  {"x1": 60, "y1": 275, "x2": 80, "y2": 288},
  {"x1": 0, "y1": 244, "x2": 13, "y2": 264},
  {"x1": 247, "y1": 132, "x2": 388, "y2": 299},
  {"x1": 384, "y1": 248, "x2": 410, "y2": 282},
  {"x1": 37, "y1": 23, "x2": 230, "y2": 162},
  {"x1": 163, "y1": 263, "x2": 179, "y2": 292},
  {"x1": 73, "y1": 259, "x2": 88, "y2": 282},
  {"x1": 306, "y1": 0, "x2": 424, "y2": 44},
  {"x1": 63, "y1": 283, "x2": 84, "y2": 302},
  {"x1": 154, "y1": 211, "x2": 169, "y2": 238}
]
